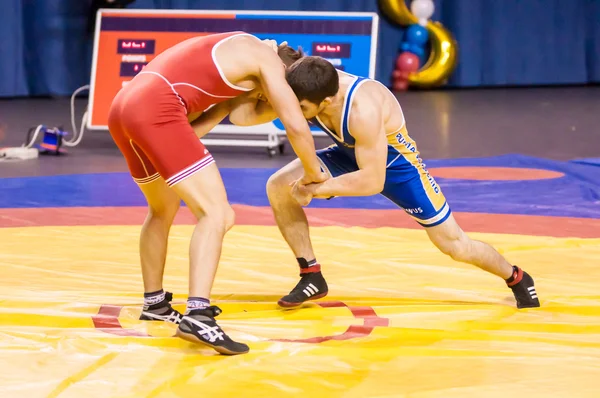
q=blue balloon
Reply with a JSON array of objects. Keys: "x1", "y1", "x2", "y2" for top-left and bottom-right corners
[
  {"x1": 405, "y1": 24, "x2": 429, "y2": 46},
  {"x1": 400, "y1": 42, "x2": 425, "y2": 58}
]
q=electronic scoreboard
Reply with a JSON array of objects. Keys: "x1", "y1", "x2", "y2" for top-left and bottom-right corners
[{"x1": 89, "y1": 9, "x2": 379, "y2": 136}]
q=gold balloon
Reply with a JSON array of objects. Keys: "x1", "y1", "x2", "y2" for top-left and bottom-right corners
[
  {"x1": 378, "y1": 0, "x2": 458, "y2": 88},
  {"x1": 378, "y1": 0, "x2": 418, "y2": 25}
]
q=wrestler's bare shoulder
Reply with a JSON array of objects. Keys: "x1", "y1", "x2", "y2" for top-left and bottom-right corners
[
  {"x1": 220, "y1": 33, "x2": 261, "y2": 50},
  {"x1": 349, "y1": 81, "x2": 386, "y2": 118},
  {"x1": 349, "y1": 80, "x2": 404, "y2": 133},
  {"x1": 212, "y1": 34, "x2": 265, "y2": 89},
  {"x1": 214, "y1": 34, "x2": 263, "y2": 64}
]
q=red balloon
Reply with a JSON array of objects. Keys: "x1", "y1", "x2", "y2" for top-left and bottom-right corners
[
  {"x1": 396, "y1": 52, "x2": 420, "y2": 72},
  {"x1": 393, "y1": 79, "x2": 409, "y2": 91},
  {"x1": 392, "y1": 69, "x2": 403, "y2": 79},
  {"x1": 392, "y1": 69, "x2": 411, "y2": 81}
]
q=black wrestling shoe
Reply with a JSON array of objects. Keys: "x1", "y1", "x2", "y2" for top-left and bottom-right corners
[
  {"x1": 507, "y1": 266, "x2": 540, "y2": 309},
  {"x1": 175, "y1": 306, "x2": 249, "y2": 355},
  {"x1": 139, "y1": 291, "x2": 183, "y2": 324},
  {"x1": 278, "y1": 268, "x2": 329, "y2": 308}
]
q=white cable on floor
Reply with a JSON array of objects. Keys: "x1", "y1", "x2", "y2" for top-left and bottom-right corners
[
  {"x1": 63, "y1": 84, "x2": 90, "y2": 147},
  {"x1": 23, "y1": 125, "x2": 44, "y2": 148},
  {"x1": 21, "y1": 85, "x2": 90, "y2": 150}
]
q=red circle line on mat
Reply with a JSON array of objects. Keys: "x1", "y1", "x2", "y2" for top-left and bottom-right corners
[
  {"x1": 428, "y1": 166, "x2": 564, "y2": 181},
  {"x1": 3, "y1": 206, "x2": 598, "y2": 238},
  {"x1": 92, "y1": 301, "x2": 389, "y2": 343}
]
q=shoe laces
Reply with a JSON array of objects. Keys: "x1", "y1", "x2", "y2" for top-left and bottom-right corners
[{"x1": 197, "y1": 324, "x2": 225, "y2": 343}]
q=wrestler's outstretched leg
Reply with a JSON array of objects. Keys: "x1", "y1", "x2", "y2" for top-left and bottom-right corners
[{"x1": 425, "y1": 214, "x2": 540, "y2": 309}]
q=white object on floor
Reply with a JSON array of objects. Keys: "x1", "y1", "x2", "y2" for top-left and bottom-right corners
[{"x1": 0, "y1": 147, "x2": 39, "y2": 160}]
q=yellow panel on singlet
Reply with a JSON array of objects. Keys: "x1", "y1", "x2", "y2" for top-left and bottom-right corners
[
  {"x1": 386, "y1": 125, "x2": 448, "y2": 214},
  {"x1": 1, "y1": 225, "x2": 599, "y2": 397}
]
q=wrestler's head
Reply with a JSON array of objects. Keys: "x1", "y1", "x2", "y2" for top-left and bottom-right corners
[
  {"x1": 285, "y1": 56, "x2": 339, "y2": 119},
  {"x1": 277, "y1": 44, "x2": 305, "y2": 67}
]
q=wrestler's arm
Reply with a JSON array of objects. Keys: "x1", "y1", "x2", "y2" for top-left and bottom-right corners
[
  {"x1": 254, "y1": 45, "x2": 323, "y2": 178},
  {"x1": 311, "y1": 100, "x2": 387, "y2": 197},
  {"x1": 189, "y1": 90, "x2": 276, "y2": 137},
  {"x1": 228, "y1": 92, "x2": 277, "y2": 126},
  {"x1": 189, "y1": 101, "x2": 232, "y2": 138}
]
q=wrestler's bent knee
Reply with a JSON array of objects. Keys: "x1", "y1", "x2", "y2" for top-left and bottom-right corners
[
  {"x1": 189, "y1": 202, "x2": 235, "y2": 232},
  {"x1": 266, "y1": 171, "x2": 294, "y2": 198},
  {"x1": 148, "y1": 200, "x2": 180, "y2": 221},
  {"x1": 266, "y1": 172, "x2": 284, "y2": 192},
  {"x1": 224, "y1": 204, "x2": 236, "y2": 232}
]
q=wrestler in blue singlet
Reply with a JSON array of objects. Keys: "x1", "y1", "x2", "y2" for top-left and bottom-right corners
[{"x1": 311, "y1": 73, "x2": 451, "y2": 227}]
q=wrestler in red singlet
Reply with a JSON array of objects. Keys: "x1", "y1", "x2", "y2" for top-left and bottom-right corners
[
  {"x1": 108, "y1": 31, "x2": 251, "y2": 187},
  {"x1": 105, "y1": 33, "x2": 324, "y2": 356}
]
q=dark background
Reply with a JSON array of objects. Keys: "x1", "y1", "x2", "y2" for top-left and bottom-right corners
[{"x1": 1, "y1": 0, "x2": 599, "y2": 97}]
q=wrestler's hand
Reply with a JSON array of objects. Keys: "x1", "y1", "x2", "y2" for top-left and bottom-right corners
[
  {"x1": 299, "y1": 170, "x2": 329, "y2": 185},
  {"x1": 291, "y1": 180, "x2": 315, "y2": 207},
  {"x1": 250, "y1": 89, "x2": 268, "y2": 103},
  {"x1": 240, "y1": 83, "x2": 269, "y2": 103},
  {"x1": 262, "y1": 39, "x2": 288, "y2": 53},
  {"x1": 256, "y1": 92, "x2": 268, "y2": 102}
]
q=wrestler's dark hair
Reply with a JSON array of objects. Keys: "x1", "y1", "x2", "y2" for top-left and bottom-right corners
[
  {"x1": 285, "y1": 56, "x2": 339, "y2": 104},
  {"x1": 277, "y1": 44, "x2": 305, "y2": 67}
]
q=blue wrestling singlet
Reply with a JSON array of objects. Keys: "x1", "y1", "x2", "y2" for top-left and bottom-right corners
[{"x1": 311, "y1": 73, "x2": 451, "y2": 227}]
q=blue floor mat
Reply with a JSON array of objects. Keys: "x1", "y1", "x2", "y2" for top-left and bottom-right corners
[{"x1": 1, "y1": 154, "x2": 599, "y2": 219}]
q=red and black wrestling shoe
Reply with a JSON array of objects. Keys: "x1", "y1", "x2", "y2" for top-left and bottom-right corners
[
  {"x1": 506, "y1": 266, "x2": 540, "y2": 309},
  {"x1": 277, "y1": 264, "x2": 329, "y2": 308}
]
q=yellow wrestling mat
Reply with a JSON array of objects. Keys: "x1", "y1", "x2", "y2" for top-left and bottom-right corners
[{"x1": 1, "y1": 225, "x2": 600, "y2": 397}]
